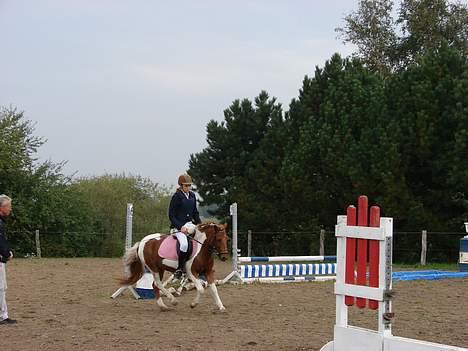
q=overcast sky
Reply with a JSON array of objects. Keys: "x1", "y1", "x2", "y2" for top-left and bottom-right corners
[{"x1": 0, "y1": 0, "x2": 356, "y2": 188}]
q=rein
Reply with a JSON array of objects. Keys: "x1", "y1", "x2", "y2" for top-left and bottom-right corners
[{"x1": 188, "y1": 230, "x2": 228, "y2": 256}]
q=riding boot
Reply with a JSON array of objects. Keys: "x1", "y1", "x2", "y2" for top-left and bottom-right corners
[{"x1": 174, "y1": 251, "x2": 188, "y2": 280}]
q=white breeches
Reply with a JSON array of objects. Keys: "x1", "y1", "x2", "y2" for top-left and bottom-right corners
[
  {"x1": 174, "y1": 232, "x2": 188, "y2": 252},
  {"x1": 0, "y1": 263, "x2": 8, "y2": 320}
]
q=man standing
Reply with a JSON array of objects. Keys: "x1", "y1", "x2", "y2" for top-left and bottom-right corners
[{"x1": 0, "y1": 194, "x2": 16, "y2": 325}]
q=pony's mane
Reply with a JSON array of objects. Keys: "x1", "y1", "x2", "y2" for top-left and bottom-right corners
[
  {"x1": 194, "y1": 222, "x2": 218, "y2": 242},
  {"x1": 198, "y1": 220, "x2": 217, "y2": 225}
]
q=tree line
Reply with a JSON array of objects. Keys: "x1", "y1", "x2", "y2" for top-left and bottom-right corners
[{"x1": 188, "y1": 0, "x2": 467, "y2": 262}]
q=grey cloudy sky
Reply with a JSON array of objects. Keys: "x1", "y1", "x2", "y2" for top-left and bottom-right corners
[{"x1": 0, "y1": 0, "x2": 356, "y2": 188}]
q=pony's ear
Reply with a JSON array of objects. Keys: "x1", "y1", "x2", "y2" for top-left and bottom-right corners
[
  {"x1": 223, "y1": 223, "x2": 228, "y2": 230},
  {"x1": 198, "y1": 223, "x2": 209, "y2": 231}
]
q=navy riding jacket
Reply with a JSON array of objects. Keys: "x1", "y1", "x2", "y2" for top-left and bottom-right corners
[
  {"x1": 0, "y1": 216, "x2": 12, "y2": 263},
  {"x1": 168, "y1": 189, "x2": 201, "y2": 230}
]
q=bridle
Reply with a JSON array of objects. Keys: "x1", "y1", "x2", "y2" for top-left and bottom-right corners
[{"x1": 189, "y1": 225, "x2": 229, "y2": 256}]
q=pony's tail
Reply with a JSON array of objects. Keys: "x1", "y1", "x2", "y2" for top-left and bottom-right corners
[{"x1": 119, "y1": 242, "x2": 144, "y2": 286}]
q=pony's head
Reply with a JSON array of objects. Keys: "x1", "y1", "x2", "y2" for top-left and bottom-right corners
[{"x1": 197, "y1": 223, "x2": 229, "y2": 261}]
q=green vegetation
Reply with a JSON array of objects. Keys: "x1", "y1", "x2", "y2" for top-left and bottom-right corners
[{"x1": 394, "y1": 263, "x2": 460, "y2": 271}]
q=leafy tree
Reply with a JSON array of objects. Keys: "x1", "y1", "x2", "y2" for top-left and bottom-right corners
[
  {"x1": 0, "y1": 107, "x2": 93, "y2": 256},
  {"x1": 189, "y1": 91, "x2": 285, "y2": 229},
  {"x1": 337, "y1": 0, "x2": 467, "y2": 73},
  {"x1": 397, "y1": 0, "x2": 468, "y2": 66},
  {"x1": 0, "y1": 107, "x2": 43, "y2": 173},
  {"x1": 1, "y1": 108, "x2": 173, "y2": 257},
  {"x1": 188, "y1": 2, "x2": 466, "y2": 261},
  {"x1": 71, "y1": 174, "x2": 171, "y2": 256},
  {"x1": 282, "y1": 54, "x2": 402, "y2": 228},
  {"x1": 336, "y1": 0, "x2": 397, "y2": 74},
  {"x1": 385, "y1": 44, "x2": 467, "y2": 231}
]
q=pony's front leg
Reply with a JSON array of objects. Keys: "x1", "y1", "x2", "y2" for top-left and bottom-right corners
[
  {"x1": 206, "y1": 271, "x2": 226, "y2": 311},
  {"x1": 185, "y1": 269, "x2": 205, "y2": 309},
  {"x1": 152, "y1": 280, "x2": 170, "y2": 311},
  {"x1": 208, "y1": 284, "x2": 226, "y2": 311}
]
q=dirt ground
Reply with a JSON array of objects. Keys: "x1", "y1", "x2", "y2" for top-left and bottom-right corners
[{"x1": 1, "y1": 258, "x2": 467, "y2": 351}]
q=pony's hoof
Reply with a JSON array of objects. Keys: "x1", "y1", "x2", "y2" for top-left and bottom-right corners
[
  {"x1": 184, "y1": 283, "x2": 195, "y2": 291},
  {"x1": 159, "y1": 306, "x2": 172, "y2": 312},
  {"x1": 212, "y1": 307, "x2": 227, "y2": 314},
  {"x1": 190, "y1": 303, "x2": 198, "y2": 309},
  {"x1": 170, "y1": 299, "x2": 178, "y2": 306}
]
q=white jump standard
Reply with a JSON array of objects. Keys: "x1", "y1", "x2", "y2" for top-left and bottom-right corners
[
  {"x1": 320, "y1": 195, "x2": 466, "y2": 351},
  {"x1": 111, "y1": 203, "x2": 140, "y2": 299},
  {"x1": 222, "y1": 203, "x2": 338, "y2": 284}
]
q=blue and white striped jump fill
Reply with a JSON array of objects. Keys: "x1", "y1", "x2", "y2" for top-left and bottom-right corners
[{"x1": 240, "y1": 262, "x2": 337, "y2": 279}]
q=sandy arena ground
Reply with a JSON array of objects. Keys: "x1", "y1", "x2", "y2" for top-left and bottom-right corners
[{"x1": 1, "y1": 258, "x2": 467, "y2": 351}]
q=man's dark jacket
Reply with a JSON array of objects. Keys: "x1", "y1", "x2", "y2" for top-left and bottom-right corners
[
  {"x1": 0, "y1": 216, "x2": 12, "y2": 263},
  {"x1": 168, "y1": 189, "x2": 201, "y2": 230}
]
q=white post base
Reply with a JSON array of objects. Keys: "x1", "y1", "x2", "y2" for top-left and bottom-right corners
[
  {"x1": 111, "y1": 285, "x2": 140, "y2": 299},
  {"x1": 385, "y1": 336, "x2": 467, "y2": 351},
  {"x1": 220, "y1": 270, "x2": 243, "y2": 284},
  {"x1": 320, "y1": 326, "x2": 468, "y2": 351}
]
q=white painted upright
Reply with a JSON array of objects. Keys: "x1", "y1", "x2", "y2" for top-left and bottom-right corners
[
  {"x1": 111, "y1": 203, "x2": 140, "y2": 299},
  {"x1": 320, "y1": 212, "x2": 467, "y2": 351},
  {"x1": 220, "y1": 203, "x2": 243, "y2": 284}
]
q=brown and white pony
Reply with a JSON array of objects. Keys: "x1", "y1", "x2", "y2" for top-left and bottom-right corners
[{"x1": 119, "y1": 223, "x2": 229, "y2": 311}]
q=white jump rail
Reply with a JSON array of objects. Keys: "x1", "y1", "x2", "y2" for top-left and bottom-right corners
[{"x1": 222, "y1": 203, "x2": 337, "y2": 284}]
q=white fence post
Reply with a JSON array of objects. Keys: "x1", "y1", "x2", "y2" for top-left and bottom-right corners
[
  {"x1": 35, "y1": 229, "x2": 41, "y2": 258},
  {"x1": 420, "y1": 230, "x2": 427, "y2": 266},
  {"x1": 247, "y1": 229, "x2": 252, "y2": 257},
  {"x1": 125, "y1": 203, "x2": 133, "y2": 250},
  {"x1": 320, "y1": 228, "x2": 325, "y2": 256},
  {"x1": 231, "y1": 203, "x2": 239, "y2": 272}
]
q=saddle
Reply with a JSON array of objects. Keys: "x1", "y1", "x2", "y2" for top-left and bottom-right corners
[{"x1": 158, "y1": 235, "x2": 199, "y2": 261}]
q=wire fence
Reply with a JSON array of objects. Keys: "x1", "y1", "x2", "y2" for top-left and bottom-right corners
[
  {"x1": 6, "y1": 229, "x2": 466, "y2": 264},
  {"x1": 235, "y1": 229, "x2": 464, "y2": 264}
]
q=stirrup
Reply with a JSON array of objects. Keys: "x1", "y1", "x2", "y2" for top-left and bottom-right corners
[{"x1": 173, "y1": 269, "x2": 183, "y2": 280}]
